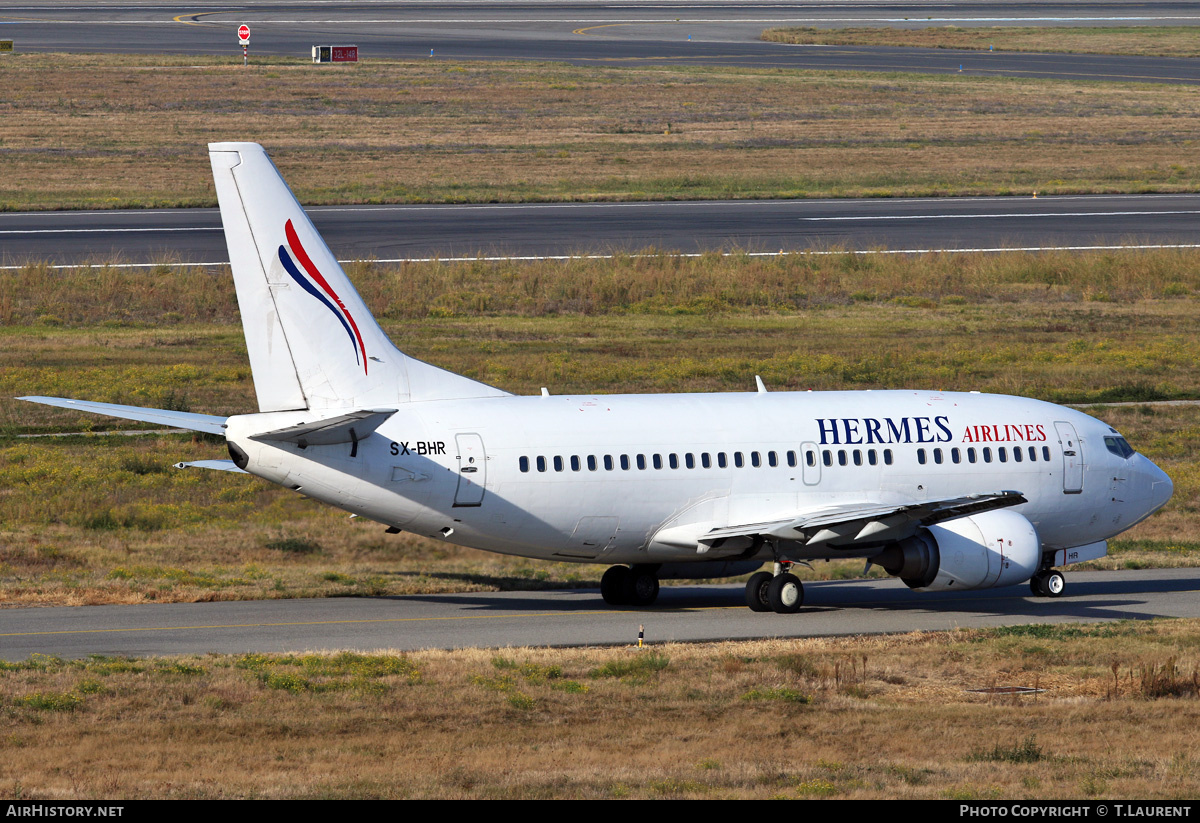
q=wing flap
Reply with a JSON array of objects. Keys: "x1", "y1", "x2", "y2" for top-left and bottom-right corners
[{"x1": 690, "y1": 491, "x2": 1027, "y2": 552}]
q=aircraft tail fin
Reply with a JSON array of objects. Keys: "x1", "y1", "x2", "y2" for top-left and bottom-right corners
[{"x1": 208, "y1": 142, "x2": 508, "y2": 412}]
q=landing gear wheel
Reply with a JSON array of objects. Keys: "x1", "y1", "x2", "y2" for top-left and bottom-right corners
[
  {"x1": 767, "y1": 573, "x2": 804, "y2": 614},
  {"x1": 1044, "y1": 569, "x2": 1065, "y2": 598},
  {"x1": 627, "y1": 567, "x2": 661, "y2": 606},
  {"x1": 1029, "y1": 573, "x2": 1047, "y2": 597},
  {"x1": 601, "y1": 566, "x2": 632, "y2": 606},
  {"x1": 745, "y1": 571, "x2": 773, "y2": 612}
]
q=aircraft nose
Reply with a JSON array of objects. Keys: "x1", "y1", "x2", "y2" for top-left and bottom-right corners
[{"x1": 1141, "y1": 456, "x2": 1174, "y2": 514}]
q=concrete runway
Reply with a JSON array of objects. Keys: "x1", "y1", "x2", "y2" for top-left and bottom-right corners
[
  {"x1": 4, "y1": 1, "x2": 1200, "y2": 83},
  {"x1": 5, "y1": 194, "x2": 1200, "y2": 267},
  {"x1": 3, "y1": 568, "x2": 1199, "y2": 661}
]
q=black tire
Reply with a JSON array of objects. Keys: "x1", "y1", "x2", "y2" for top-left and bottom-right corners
[
  {"x1": 1029, "y1": 573, "x2": 1048, "y2": 597},
  {"x1": 745, "y1": 571, "x2": 773, "y2": 612},
  {"x1": 767, "y1": 573, "x2": 803, "y2": 614},
  {"x1": 627, "y1": 568, "x2": 660, "y2": 606},
  {"x1": 600, "y1": 566, "x2": 631, "y2": 606},
  {"x1": 1044, "y1": 569, "x2": 1065, "y2": 598}
]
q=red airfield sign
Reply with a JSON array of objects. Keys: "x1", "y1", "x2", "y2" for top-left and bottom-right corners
[{"x1": 238, "y1": 24, "x2": 250, "y2": 42}]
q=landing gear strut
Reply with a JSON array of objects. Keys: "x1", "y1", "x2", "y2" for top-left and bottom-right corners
[
  {"x1": 1029, "y1": 569, "x2": 1066, "y2": 598},
  {"x1": 744, "y1": 565, "x2": 804, "y2": 614},
  {"x1": 600, "y1": 565, "x2": 660, "y2": 606}
]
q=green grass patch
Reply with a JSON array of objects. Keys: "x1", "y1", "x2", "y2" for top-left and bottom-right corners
[
  {"x1": 589, "y1": 652, "x2": 671, "y2": 681},
  {"x1": 970, "y1": 735, "x2": 1046, "y2": 764}
]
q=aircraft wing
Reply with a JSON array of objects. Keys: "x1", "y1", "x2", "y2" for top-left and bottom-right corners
[
  {"x1": 654, "y1": 491, "x2": 1027, "y2": 554},
  {"x1": 18, "y1": 396, "x2": 227, "y2": 435},
  {"x1": 705, "y1": 491, "x2": 1027, "y2": 549}
]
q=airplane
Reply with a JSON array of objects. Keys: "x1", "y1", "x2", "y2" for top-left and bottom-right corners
[{"x1": 19, "y1": 142, "x2": 1175, "y2": 614}]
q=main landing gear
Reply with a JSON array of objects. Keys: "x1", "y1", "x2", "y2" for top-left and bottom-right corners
[
  {"x1": 745, "y1": 564, "x2": 804, "y2": 614},
  {"x1": 1029, "y1": 568, "x2": 1066, "y2": 598},
  {"x1": 600, "y1": 564, "x2": 660, "y2": 607}
]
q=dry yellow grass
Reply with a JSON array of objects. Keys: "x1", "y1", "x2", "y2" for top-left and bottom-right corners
[
  {"x1": 3, "y1": 625, "x2": 1200, "y2": 798},
  {"x1": 763, "y1": 26, "x2": 1200, "y2": 58},
  {"x1": 1, "y1": 54, "x2": 1199, "y2": 209}
]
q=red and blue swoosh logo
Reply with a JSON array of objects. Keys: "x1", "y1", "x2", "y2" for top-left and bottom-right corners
[{"x1": 277, "y1": 219, "x2": 368, "y2": 375}]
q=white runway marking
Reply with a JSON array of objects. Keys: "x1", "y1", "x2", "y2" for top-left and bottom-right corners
[
  {"x1": 6, "y1": 243, "x2": 1200, "y2": 271},
  {"x1": 801, "y1": 210, "x2": 1200, "y2": 221},
  {"x1": 0, "y1": 227, "x2": 218, "y2": 235}
]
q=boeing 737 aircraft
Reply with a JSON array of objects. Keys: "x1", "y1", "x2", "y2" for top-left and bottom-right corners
[{"x1": 20, "y1": 143, "x2": 1175, "y2": 613}]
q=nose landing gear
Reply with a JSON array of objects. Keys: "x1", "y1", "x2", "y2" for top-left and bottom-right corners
[{"x1": 1029, "y1": 569, "x2": 1066, "y2": 598}]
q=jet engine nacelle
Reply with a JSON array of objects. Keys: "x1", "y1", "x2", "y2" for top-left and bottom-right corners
[{"x1": 871, "y1": 509, "x2": 1041, "y2": 592}]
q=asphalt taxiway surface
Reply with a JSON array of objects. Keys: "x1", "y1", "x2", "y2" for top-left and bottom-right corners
[
  {"x1": 4, "y1": 1, "x2": 1200, "y2": 83},
  {"x1": 5, "y1": 194, "x2": 1200, "y2": 267},
  {"x1": 3, "y1": 569, "x2": 1198, "y2": 661}
]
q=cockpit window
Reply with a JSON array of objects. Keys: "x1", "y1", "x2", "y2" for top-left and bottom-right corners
[{"x1": 1104, "y1": 436, "x2": 1135, "y2": 459}]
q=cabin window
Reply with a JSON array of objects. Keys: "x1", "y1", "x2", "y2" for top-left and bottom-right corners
[
  {"x1": 868, "y1": 449, "x2": 878, "y2": 466},
  {"x1": 734, "y1": 452, "x2": 744, "y2": 468},
  {"x1": 636, "y1": 454, "x2": 647, "y2": 470},
  {"x1": 968, "y1": 447, "x2": 977, "y2": 464},
  {"x1": 1013, "y1": 447, "x2": 1022, "y2": 463},
  {"x1": 998, "y1": 447, "x2": 1008, "y2": 463},
  {"x1": 1028, "y1": 446, "x2": 1037, "y2": 462},
  {"x1": 570, "y1": 455, "x2": 581, "y2": 472},
  {"x1": 554, "y1": 456, "x2": 564, "y2": 472},
  {"x1": 951, "y1": 447, "x2": 961, "y2": 464},
  {"x1": 587, "y1": 455, "x2": 598, "y2": 471},
  {"x1": 933, "y1": 448, "x2": 943, "y2": 465},
  {"x1": 1042, "y1": 446, "x2": 1051, "y2": 461},
  {"x1": 806, "y1": 450, "x2": 816, "y2": 467},
  {"x1": 853, "y1": 449, "x2": 863, "y2": 466},
  {"x1": 718, "y1": 453, "x2": 728, "y2": 469},
  {"x1": 768, "y1": 451, "x2": 778, "y2": 467},
  {"x1": 685, "y1": 453, "x2": 695, "y2": 469},
  {"x1": 702, "y1": 453, "x2": 712, "y2": 469},
  {"x1": 653, "y1": 454, "x2": 663, "y2": 470},
  {"x1": 620, "y1": 454, "x2": 630, "y2": 470},
  {"x1": 917, "y1": 448, "x2": 927, "y2": 465},
  {"x1": 537, "y1": 456, "x2": 547, "y2": 473},
  {"x1": 983, "y1": 447, "x2": 992, "y2": 463},
  {"x1": 669, "y1": 453, "x2": 679, "y2": 469},
  {"x1": 519, "y1": 456, "x2": 530, "y2": 473},
  {"x1": 787, "y1": 451, "x2": 797, "y2": 467},
  {"x1": 823, "y1": 450, "x2": 832, "y2": 467},
  {"x1": 751, "y1": 451, "x2": 761, "y2": 468},
  {"x1": 838, "y1": 450, "x2": 848, "y2": 467},
  {"x1": 604, "y1": 455, "x2": 614, "y2": 471},
  {"x1": 883, "y1": 449, "x2": 893, "y2": 465}
]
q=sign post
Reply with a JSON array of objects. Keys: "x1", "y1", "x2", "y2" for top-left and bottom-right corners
[{"x1": 238, "y1": 24, "x2": 250, "y2": 67}]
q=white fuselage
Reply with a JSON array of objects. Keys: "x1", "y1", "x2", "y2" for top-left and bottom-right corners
[{"x1": 225, "y1": 389, "x2": 1172, "y2": 567}]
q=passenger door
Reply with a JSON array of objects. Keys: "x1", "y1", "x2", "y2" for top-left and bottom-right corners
[{"x1": 1054, "y1": 421, "x2": 1083, "y2": 494}]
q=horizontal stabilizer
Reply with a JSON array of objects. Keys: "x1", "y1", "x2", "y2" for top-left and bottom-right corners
[
  {"x1": 174, "y1": 460, "x2": 249, "y2": 474},
  {"x1": 248, "y1": 408, "x2": 397, "y2": 448},
  {"x1": 17, "y1": 396, "x2": 227, "y2": 436}
]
